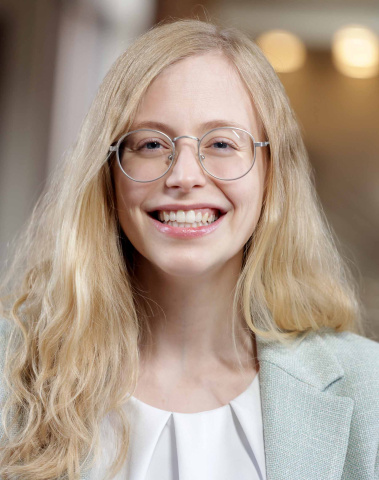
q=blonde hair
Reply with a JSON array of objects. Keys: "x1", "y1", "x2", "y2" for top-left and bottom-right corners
[{"x1": 0, "y1": 18, "x2": 365, "y2": 479}]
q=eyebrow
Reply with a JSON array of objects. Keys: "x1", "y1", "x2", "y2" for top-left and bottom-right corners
[{"x1": 129, "y1": 120, "x2": 249, "y2": 135}]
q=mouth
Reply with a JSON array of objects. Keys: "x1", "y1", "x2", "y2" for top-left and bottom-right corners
[{"x1": 148, "y1": 208, "x2": 224, "y2": 228}]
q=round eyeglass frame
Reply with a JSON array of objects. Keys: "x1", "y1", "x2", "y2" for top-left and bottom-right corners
[{"x1": 109, "y1": 127, "x2": 270, "y2": 182}]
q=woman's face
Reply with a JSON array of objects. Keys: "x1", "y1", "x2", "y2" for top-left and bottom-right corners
[{"x1": 113, "y1": 52, "x2": 268, "y2": 279}]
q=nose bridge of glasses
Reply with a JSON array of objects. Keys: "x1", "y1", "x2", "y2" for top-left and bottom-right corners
[
  {"x1": 172, "y1": 134, "x2": 200, "y2": 143},
  {"x1": 170, "y1": 135, "x2": 201, "y2": 163}
]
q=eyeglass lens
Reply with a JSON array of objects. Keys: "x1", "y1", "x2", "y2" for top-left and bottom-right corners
[{"x1": 117, "y1": 128, "x2": 255, "y2": 181}]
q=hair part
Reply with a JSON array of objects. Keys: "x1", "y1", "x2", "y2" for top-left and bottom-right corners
[{"x1": 0, "y1": 18, "x2": 365, "y2": 479}]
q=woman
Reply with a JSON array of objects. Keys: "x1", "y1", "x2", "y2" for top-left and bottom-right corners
[{"x1": 1, "y1": 19, "x2": 378, "y2": 480}]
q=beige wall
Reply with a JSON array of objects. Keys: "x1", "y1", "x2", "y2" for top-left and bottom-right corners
[
  {"x1": 279, "y1": 52, "x2": 379, "y2": 340},
  {"x1": 0, "y1": 0, "x2": 59, "y2": 266},
  {"x1": 0, "y1": 0, "x2": 155, "y2": 265}
]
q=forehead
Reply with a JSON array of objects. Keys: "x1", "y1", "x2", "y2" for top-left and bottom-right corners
[{"x1": 133, "y1": 52, "x2": 262, "y2": 136}]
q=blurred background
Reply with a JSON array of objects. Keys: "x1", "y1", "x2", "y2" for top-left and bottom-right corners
[{"x1": 0, "y1": 0, "x2": 378, "y2": 340}]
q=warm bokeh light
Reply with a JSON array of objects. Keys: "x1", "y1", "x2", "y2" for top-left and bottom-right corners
[
  {"x1": 332, "y1": 25, "x2": 379, "y2": 78},
  {"x1": 256, "y1": 30, "x2": 306, "y2": 73}
]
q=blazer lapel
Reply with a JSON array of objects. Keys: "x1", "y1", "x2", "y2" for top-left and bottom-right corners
[{"x1": 256, "y1": 329, "x2": 354, "y2": 480}]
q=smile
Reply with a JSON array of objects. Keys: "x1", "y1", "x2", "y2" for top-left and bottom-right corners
[
  {"x1": 154, "y1": 208, "x2": 220, "y2": 228},
  {"x1": 148, "y1": 208, "x2": 225, "y2": 238}
]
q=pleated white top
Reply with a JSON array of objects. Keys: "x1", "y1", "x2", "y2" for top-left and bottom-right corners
[{"x1": 94, "y1": 372, "x2": 266, "y2": 480}]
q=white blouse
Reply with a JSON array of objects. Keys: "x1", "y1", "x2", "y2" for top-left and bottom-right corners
[{"x1": 95, "y1": 372, "x2": 266, "y2": 480}]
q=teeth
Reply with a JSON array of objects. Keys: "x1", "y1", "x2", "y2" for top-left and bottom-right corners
[
  {"x1": 185, "y1": 210, "x2": 196, "y2": 224},
  {"x1": 176, "y1": 210, "x2": 186, "y2": 223},
  {"x1": 156, "y1": 209, "x2": 220, "y2": 227}
]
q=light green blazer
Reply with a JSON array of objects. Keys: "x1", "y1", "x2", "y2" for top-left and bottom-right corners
[{"x1": 1, "y1": 318, "x2": 379, "y2": 479}]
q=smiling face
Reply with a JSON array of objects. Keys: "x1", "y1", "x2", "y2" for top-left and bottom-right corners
[{"x1": 113, "y1": 51, "x2": 268, "y2": 279}]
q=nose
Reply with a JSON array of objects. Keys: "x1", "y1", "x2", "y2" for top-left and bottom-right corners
[{"x1": 164, "y1": 137, "x2": 207, "y2": 191}]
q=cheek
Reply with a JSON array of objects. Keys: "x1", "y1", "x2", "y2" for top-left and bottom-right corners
[
  {"x1": 243, "y1": 158, "x2": 267, "y2": 218},
  {"x1": 113, "y1": 174, "x2": 159, "y2": 246},
  {"x1": 230, "y1": 173, "x2": 265, "y2": 215},
  {"x1": 241, "y1": 188, "x2": 264, "y2": 238},
  {"x1": 115, "y1": 177, "x2": 132, "y2": 210},
  {"x1": 113, "y1": 176, "x2": 141, "y2": 235},
  {"x1": 114, "y1": 172, "x2": 146, "y2": 215},
  {"x1": 227, "y1": 170, "x2": 266, "y2": 239}
]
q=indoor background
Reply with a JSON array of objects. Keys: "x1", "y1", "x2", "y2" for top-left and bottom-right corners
[{"x1": 0, "y1": 0, "x2": 378, "y2": 340}]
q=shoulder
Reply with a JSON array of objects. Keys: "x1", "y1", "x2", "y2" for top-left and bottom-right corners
[
  {"x1": 317, "y1": 330, "x2": 379, "y2": 476},
  {"x1": 0, "y1": 316, "x2": 13, "y2": 337},
  {"x1": 317, "y1": 329, "x2": 379, "y2": 427},
  {"x1": 0, "y1": 317, "x2": 15, "y2": 442},
  {"x1": 0, "y1": 316, "x2": 17, "y2": 404},
  {"x1": 0, "y1": 317, "x2": 13, "y2": 365},
  {"x1": 0, "y1": 317, "x2": 14, "y2": 364},
  {"x1": 317, "y1": 329, "x2": 379, "y2": 385},
  {"x1": 318, "y1": 327, "x2": 379, "y2": 353},
  {"x1": 0, "y1": 317, "x2": 14, "y2": 391}
]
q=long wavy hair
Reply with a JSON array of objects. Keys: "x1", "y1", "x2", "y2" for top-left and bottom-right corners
[{"x1": 0, "y1": 18, "x2": 365, "y2": 480}]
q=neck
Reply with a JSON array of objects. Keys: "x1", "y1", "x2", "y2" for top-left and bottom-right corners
[{"x1": 132, "y1": 250, "x2": 257, "y2": 379}]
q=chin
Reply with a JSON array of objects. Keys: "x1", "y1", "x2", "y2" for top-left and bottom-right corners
[
  {"x1": 157, "y1": 261, "x2": 215, "y2": 279},
  {"x1": 149, "y1": 254, "x2": 227, "y2": 279}
]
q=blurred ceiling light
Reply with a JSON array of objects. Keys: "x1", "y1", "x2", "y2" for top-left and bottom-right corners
[
  {"x1": 256, "y1": 30, "x2": 306, "y2": 73},
  {"x1": 332, "y1": 25, "x2": 379, "y2": 78}
]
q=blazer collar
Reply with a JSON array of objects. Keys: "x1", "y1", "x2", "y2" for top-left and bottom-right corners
[{"x1": 256, "y1": 329, "x2": 354, "y2": 480}]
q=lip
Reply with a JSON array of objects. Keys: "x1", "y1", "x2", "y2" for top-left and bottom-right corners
[
  {"x1": 147, "y1": 203, "x2": 228, "y2": 214},
  {"x1": 149, "y1": 213, "x2": 225, "y2": 238}
]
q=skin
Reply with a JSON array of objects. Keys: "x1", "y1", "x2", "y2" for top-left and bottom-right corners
[{"x1": 113, "y1": 52, "x2": 268, "y2": 413}]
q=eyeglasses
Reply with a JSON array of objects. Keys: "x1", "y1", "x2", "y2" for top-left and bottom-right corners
[{"x1": 109, "y1": 127, "x2": 270, "y2": 182}]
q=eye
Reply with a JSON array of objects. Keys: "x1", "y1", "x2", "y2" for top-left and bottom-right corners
[
  {"x1": 212, "y1": 140, "x2": 233, "y2": 149},
  {"x1": 137, "y1": 139, "x2": 170, "y2": 151},
  {"x1": 204, "y1": 137, "x2": 238, "y2": 151},
  {"x1": 119, "y1": 130, "x2": 174, "y2": 166}
]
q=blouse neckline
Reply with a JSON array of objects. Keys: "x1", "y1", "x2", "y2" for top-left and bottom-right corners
[{"x1": 130, "y1": 371, "x2": 259, "y2": 415}]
